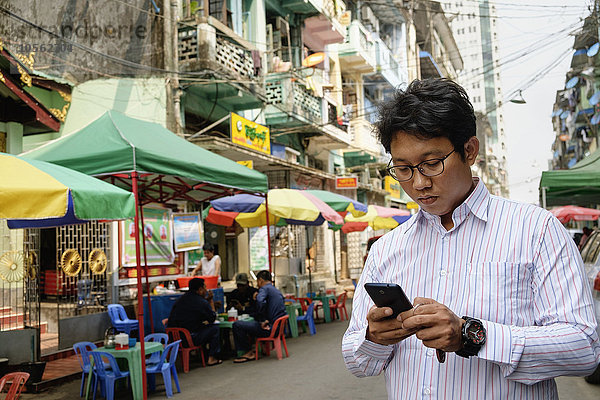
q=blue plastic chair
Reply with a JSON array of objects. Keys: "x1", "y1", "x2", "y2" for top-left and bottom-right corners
[
  {"x1": 145, "y1": 333, "x2": 169, "y2": 364},
  {"x1": 296, "y1": 301, "x2": 317, "y2": 335},
  {"x1": 107, "y1": 304, "x2": 139, "y2": 335},
  {"x1": 146, "y1": 340, "x2": 181, "y2": 398},
  {"x1": 89, "y1": 351, "x2": 130, "y2": 400},
  {"x1": 73, "y1": 341, "x2": 100, "y2": 397}
]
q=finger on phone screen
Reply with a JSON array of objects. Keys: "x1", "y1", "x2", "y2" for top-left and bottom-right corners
[{"x1": 369, "y1": 306, "x2": 393, "y2": 321}]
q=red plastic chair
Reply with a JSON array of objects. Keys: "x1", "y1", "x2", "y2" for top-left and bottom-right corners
[
  {"x1": 330, "y1": 291, "x2": 349, "y2": 321},
  {"x1": 294, "y1": 297, "x2": 312, "y2": 314},
  {"x1": 0, "y1": 372, "x2": 30, "y2": 400},
  {"x1": 166, "y1": 327, "x2": 206, "y2": 373},
  {"x1": 255, "y1": 315, "x2": 289, "y2": 361}
]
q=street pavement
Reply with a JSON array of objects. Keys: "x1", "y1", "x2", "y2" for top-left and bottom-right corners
[{"x1": 25, "y1": 305, "x2": 600, "y2": 399}]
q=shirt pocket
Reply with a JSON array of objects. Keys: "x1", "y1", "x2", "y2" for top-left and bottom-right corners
[{"x1": 464, "y1": 262, "x2": 531, "y2": 324}]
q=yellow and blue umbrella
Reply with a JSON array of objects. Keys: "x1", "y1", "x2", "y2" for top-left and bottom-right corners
[
  {"x1": 206, "y1": 188, "x2": 344, "y2": 227},
  {"x1": 343, "y1": 205, "x2": 412, "y2": 232},
  {"x1": 0, "y1": 153, "x2": 135, "y2": 228},
  {"x1": 305, "y1": 190, "x2": 367, "y2": 217}
]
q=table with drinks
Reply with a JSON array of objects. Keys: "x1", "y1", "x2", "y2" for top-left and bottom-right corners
[{"x1": 85, "y1": 340, "x2": 164, "y2": 400}]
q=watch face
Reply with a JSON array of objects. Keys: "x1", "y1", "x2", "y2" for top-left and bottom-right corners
[{"x1": 466, "y1": 321, "x2": 486, "y2": 345}]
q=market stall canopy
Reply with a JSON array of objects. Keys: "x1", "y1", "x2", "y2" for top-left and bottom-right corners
[
  {"x1": 206, "y1": 189, "x2": 344, "y2": 227},
  {"x1": 305, "y1": 190, "x2": 367, "y2": 217},
  {"x1": 0, "y1": 152, "x2": 135, "y2": 228},
  {"x1": 343, "y1": 205, "x2": 411, "y2": 232},
  {"x1": 550, "y1": 205, "x2": 600, "y2": 224},
  {"x1": 21, "y1": 111, "x2": 269, "y2": 203},
  {"x1": 540, "y1": 148, "x2": 600, "y2": 207}
]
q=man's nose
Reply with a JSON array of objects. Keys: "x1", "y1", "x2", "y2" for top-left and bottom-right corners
[{"x1": 412, "y1": 170, "x2": 432, "y2": 191}]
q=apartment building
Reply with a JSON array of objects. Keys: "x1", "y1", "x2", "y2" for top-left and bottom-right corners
[{"x1": 446, "y1": 0, "x2": 509, "y2": 197}]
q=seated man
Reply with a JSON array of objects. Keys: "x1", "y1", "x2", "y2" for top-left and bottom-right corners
[
  {"x1": 167, "y1": 278, "x2": 222, "y2": 366},
  {"x1": 232, "y1": 270, "x2": 286, "y2": 363},
  {"x1": 226, "y1": 272, "x2": 258, "y2": 316}
]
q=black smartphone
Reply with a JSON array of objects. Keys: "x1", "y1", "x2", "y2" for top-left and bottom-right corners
[{"x1": 364, "y1": 282, "x2": 413, "y2": 318}]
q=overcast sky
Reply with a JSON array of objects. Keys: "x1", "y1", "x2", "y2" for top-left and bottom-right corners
[{"x1": 497, "y1": 0, "x2": 591, "y2": 205}]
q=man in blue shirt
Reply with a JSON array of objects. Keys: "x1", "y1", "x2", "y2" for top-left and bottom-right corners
[
  {"x1": 168, "y1": 278, "x2": 222, "y2": 366},
  {"x1": 232, "y1": 270, "x2": 286, "y2": 363}
]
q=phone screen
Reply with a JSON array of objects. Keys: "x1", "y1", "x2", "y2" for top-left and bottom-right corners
[{"x1": 364, "y1": 282, "x2": 413, "y2": 318}]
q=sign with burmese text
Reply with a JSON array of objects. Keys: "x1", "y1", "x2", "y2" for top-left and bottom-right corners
[
  {"x1": 230, "y1": 112, "x2": 270, "y2": 155},
  {"x1": 335, "y1": 176, "x2": 358, "y2": 189}
]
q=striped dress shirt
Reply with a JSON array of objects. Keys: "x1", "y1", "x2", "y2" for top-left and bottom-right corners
[{"x1": 343, "y1": 179, "x2": 600, "y2": 399}]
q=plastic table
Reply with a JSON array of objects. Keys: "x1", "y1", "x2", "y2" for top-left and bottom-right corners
[
  {"x1": 85, "y1": 341, "x2": 163, "y2": 400},
  {"x1": 216, "y1": 317, "x2": 254, "y2": 358},
  {"x1": 285, "y1": 303, "x2": 302, "y2": 338},
  {"x1": 313, "y1": 294, "x2": 336, "y2": 323}
]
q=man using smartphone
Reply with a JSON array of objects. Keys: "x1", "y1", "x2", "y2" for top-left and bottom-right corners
[{"x1": 342, "y1": 78, "x2": 600, "y2": 399}]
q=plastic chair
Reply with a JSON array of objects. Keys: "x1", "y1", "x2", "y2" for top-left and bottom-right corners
[
  {"x1": 147, "y1": 340, "x2": 181, "y2": 398},
  {"x1": 107, "y1": 304, "x2": 139, "y2": 335},
  {"x1": 73, "y1": 341, "x2": 103, "y2": 398},
  {"x1": 145, "y1": 333, "x2": 169, "y2": 365},
  {"x1": 166, "y1": 327, "x2": 206, "y2": 372},
  {"x1": 296, "y1": 301, "x2": 317, "y2": 335},
  {"x1": 295, "y1": 297, "x2": 312, "y2": 314},
  {"x1": 255, "y1": 315, "x2": 289, "y2": 361},
  {"x1": 0, "y1": 372, "x2": 30, "y2": 400},
  {"x1": 89, "y1": 351, "x2": 130, "y2": 400},
  {"x1": 330, "y1": 291, "x2": 349, "y2": 321}
]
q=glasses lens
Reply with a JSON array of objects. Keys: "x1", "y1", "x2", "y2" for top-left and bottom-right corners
[
  {"x1": 392, "y1": 166, "x2": 413, "y2": 181},
  {"x1": 419, "y1": 160, "x2": 444, "y2": 177}
]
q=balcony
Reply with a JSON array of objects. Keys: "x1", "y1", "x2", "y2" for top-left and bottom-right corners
[
  {"x1": 178, "y1": 19, "x2": 264, "y2": 119},
  {"x1": 265, "y1": 72, "x2": 322, "y2": 126},
  {"x1": 303, "y1": 0, "x2": 347, "y2": 50},
  {"x1": 374, "y1": 39, "x2": 407, "y2": 88},
  {"x1": 338, "y1": 20, "x2": 377, "y2": 74},
  {"x1": 349, "y1": 119, "x2": 381, "y2": 154}
]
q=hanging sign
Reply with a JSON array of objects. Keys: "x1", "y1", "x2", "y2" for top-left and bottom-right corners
[
  {"x1": 384, "y1": 176, "x2": 401, "y2": 199},
  {"x1": 248, "y1": 226, "x2": 269, "y2": 271},
  {"x1": 336, "y1": 176, "x2": 358, "y2": 189},
  {"x1": 231, "y1": 112, "x2": 270, "y2": 155},
  {"x1": 173, "y1": 213, "x2": 203, "y2": 252}
]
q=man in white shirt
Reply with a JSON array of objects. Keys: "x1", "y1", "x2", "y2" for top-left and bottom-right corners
[{"x1": 342, "y1": 78, "x2": 600, "y2": 399}]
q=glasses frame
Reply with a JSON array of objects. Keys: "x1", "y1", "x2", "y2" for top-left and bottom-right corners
[{"x1": 386, "y1": 149, "x2": 456, "y2": 182}]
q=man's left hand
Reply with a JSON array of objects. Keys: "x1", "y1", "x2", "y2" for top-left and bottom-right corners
[
  {"x1": 260, "y1": 320, "x2": 270, "y2": 330},
  {"x1": 401, "y1": 297, "x2": 464, "y2": 353}
]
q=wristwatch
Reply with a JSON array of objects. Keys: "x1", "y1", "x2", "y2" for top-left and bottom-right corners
[{"x1": 455, "y1": 316, "x2": 486, "y2": 358}]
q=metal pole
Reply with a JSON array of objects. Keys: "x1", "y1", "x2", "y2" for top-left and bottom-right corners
[
  {"x1": 131, "y1": 172, "x2": 148, "y2": 400},
  {"x1": 541, "y1": 186, "x2": 547, "y2": 209},
  {"x1": 265, "y1": 192, "x2": 273, "y2": 274},
  {"x1": 138, "y1": 204, "x2": 154, "y2": 333}
]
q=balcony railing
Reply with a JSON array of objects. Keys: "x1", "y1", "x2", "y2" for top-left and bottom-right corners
[
  {"x1": 265, "y1": 72, "x2": 322, "y2": 126},
  {"x1": 338, "y1": 20, "x2": 377, "y2": 73},
  {"x1": 178, "y1": 24, "x2": 256, "y2": 79}
]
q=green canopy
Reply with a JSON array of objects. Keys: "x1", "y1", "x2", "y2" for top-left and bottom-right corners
[
  {"x1": 22, "y1": 111, "x2": 268, "y2": 201},
  {"x1": 539, "y1": 148, "x2": 600, "y2": 207}
]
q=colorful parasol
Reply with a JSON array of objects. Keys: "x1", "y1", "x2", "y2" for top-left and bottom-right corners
[
  {"x1": 0, "y1": 153, "x2": 135, "y2": 227},
  {"x1": 550, "y1": 205, "x2": 600, "y2": 224},
  {"x1": 305, "y1": 190, "x2": 367, "y2": 217},
  {"x1": 206, "y1": 189, "x2": 344, "y2": 227},
  {"x1": 343, "y1": 205, "x2": 412, "y2": 233}
]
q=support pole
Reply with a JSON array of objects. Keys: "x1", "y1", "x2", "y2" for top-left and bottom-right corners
[
  {"x1": 139, "y1": 204, "x2": 154, "y2": 333},
  {"x1": 131, "y1": 172, "x2": 148, "y2": 400},
  {"x1": 265, "y1": 192, "x2": 273, "y2": 274},
  {"x1": 541, "y1": 186, "x2": 547, "y2": 209}
]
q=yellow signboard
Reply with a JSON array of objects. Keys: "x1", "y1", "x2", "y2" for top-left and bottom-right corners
[
  {"x1": 384, "y1": 176, "x2": 401, "y2": 199},
  {"x1": 237, "y1": 160, "x2": 254, "y2": 169},
  {"x1": 231, "y1": 112, "x2": 270, "y2": 155}
]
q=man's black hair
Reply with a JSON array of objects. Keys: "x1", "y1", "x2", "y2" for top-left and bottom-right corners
[
  {"x1": 189, "y1": 278, "x2": 205, "y2": 293},
  {"x1": 203, "y1": 243, "x2": 215, "y2": 252},
  {"x1": 256, "y1": 270, "x2": 272, "y2": 282},
  {"x1": 374, "y1": 78, "x2": 476, "y2": 160}
]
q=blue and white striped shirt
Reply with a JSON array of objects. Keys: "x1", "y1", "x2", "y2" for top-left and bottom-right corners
[{"x1": 343, "y1": 179, "x2": 600, "y2": 399}]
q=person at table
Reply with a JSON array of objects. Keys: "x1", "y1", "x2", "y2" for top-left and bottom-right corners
[
  {"x1": 232, "y1": 270, "x2": 286, "y2": 363},
  {"x1": 191, "y1": 243, "x2": 221, "y2": 282},
  {"x1": 226, "y1": 272, "x2": 258, "y2": 316},
  {"x1": 167, "y1": 277, "x2": 223, "y2": 366}
]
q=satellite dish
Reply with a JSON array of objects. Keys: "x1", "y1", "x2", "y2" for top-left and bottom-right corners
[
  {"x1": 302, "y1": 52, "x2": 326, "y2": 67},
  {"x1": 588, "y1": 42, "x2": 599, "y2": 57},
  {"x1": 565, "y1": 76, "x2": 579, "y2": 89}
]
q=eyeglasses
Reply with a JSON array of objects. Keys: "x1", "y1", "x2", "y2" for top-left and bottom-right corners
[{"x1": 386, "y1": 150, "x2": 455, "y2": 182}]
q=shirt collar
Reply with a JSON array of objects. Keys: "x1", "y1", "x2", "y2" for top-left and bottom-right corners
[{"x1": 405, "y1": 177, "x2": 489, "y2": 231}]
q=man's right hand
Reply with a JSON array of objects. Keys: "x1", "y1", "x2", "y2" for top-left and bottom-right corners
[{"x1": 366, "y1": 306, "x2": 417, "y2": 345}]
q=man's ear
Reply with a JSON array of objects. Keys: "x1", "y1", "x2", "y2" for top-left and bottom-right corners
[{"x1": 464, "y1": 136, "x2": 479, "y2": 166}]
